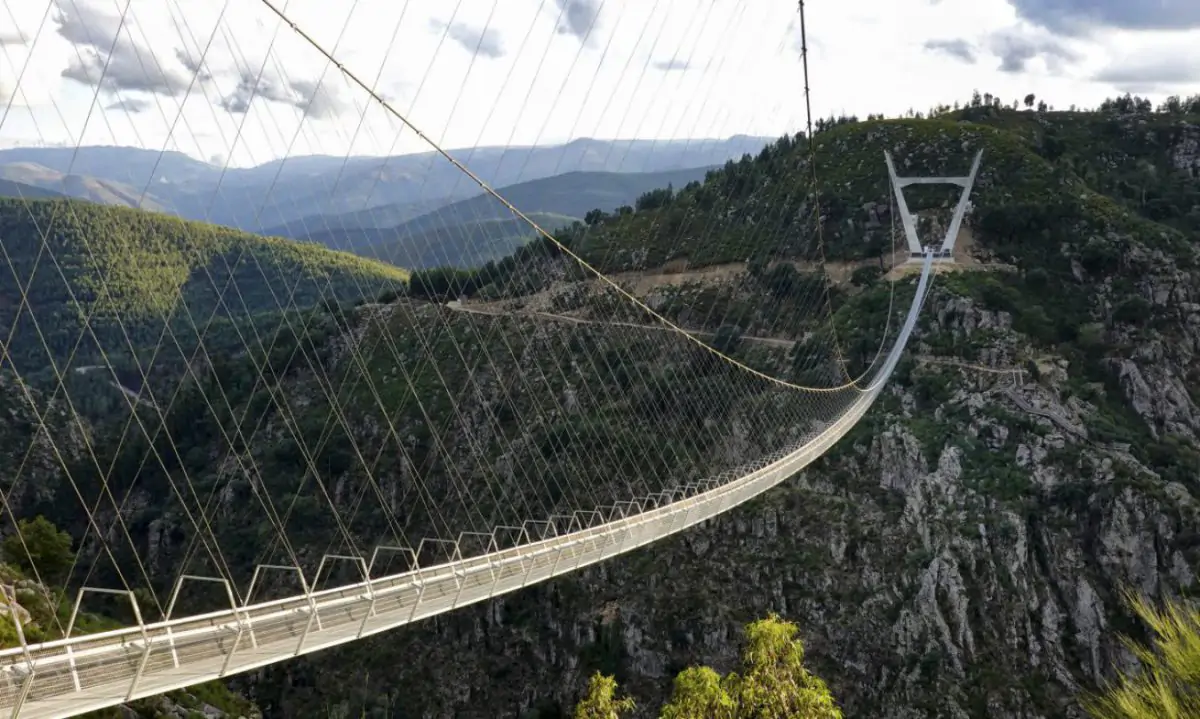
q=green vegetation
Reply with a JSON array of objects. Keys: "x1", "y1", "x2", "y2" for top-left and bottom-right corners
[
  {"x1": 0, "y1": 197, "x2": 408, "y2": 383},
  {"x1": 403, "y1": 233, "x2": 573, "y2": 302},
  {"x1": 0, "y1": 519, "x2": 121, "y2": 649},
  {"x1": 573, "y1": 673, "x2": 637, "y2": 719},
  {"x1": 1, "y1": 516, "x2": 74, "y2": 585},
  {"x1": 1084, "y1": 593, "x2": 1200, "y2": 719},
  {"x1": 535, "y1": 97, "x2": 1200, "y2": 274},
  {"x1": 0, "y1": 521, "x2": 260, "y2": 716},
  {"x1": 572, "y1": 615, "x2": 841, "y2": 719}
]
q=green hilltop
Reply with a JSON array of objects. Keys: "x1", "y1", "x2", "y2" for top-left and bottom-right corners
[{"x1": 408, "y1": 101, "x2": 1197, "y2": 352}]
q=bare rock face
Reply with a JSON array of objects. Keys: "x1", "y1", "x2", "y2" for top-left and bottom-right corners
[
  {"x1": 0, "y1": 374, "x2": 88, "y2": 510},
  {"x1": 1169, "y1": 123, "x2": 1199, "y2": 177}
]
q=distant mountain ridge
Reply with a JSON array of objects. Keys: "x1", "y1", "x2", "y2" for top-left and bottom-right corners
[
  {"x1": 0, "y1": 163, "x2": 165, "y2": 211},
  {"x1": 0, "y1": 136, "x2": 771, "y2": 233},
  {"x1": 0, "y1": 177, "x2": 66, "y2": 200},
  {"x1": 284, "y1": 165, "x2": 718, "y2": 270}
]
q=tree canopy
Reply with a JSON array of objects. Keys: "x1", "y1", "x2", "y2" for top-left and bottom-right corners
[
  {"x1": 573, "y1": 673, "x2": 636, "y2": 719},
  {"x1": 573, "y1": 614, "x2": 841, "y2": 719},
  {"x1": 1, "y1": 515, "x2": 75, "y2": 585},
  {"x1": 1084, "y1": 592, "x2": 1200, "y2": 719}
]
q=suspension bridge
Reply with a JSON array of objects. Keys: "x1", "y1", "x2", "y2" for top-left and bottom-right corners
[{"x1": 0, "y1": 0, "x2": 983, "y2": 716}]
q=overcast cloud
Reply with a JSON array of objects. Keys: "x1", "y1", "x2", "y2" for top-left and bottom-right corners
[
  {"x1": 53, "y1": 0, "x2": 191, "y2": 96},
  {"x1": 0, "y1": 0, "x2": 1195, "y2": 165},
  {"x1": 1007, "y1": 0, "x2": 1200, "y2": 34},
  {"x1": 654, "y1": 58, "x2": 692, "y2": 72},
  {"x1": 553, "y1": 0, "x2": 602, "y2": 43},
  {"x1": 986, "y1": 29, "x2": 1079, "y2": 73},
  {"x1": 923, "y1": 38, "x2": 977, "y2": 63},
  {"x1": 432, "y1": 19, "x2": 506, "y2": 59},
  {"x1": 218, "y1": 67, "x2": 350, "y2": 119},
  {"x1": 1093, "y1": 48, "x2": 1200, "y2": 93}
]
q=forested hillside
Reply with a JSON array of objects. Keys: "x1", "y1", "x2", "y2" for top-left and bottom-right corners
[
  {"x1": 0, "y1": 197, "x2": 407, "y2": 392},
  {"x1": 565, "y1": 106, "x2": 1198, "y2": 272},
  {"x1": 0, "y1": 95, "x2": 1198, "y2": 719}
]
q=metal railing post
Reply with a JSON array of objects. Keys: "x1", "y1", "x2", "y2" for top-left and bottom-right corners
[
  {"x1": 411, "y1": 538, "x2": 461, "y2": 619},
  {"x1": 358, "y1": 546, "x2": 416, "y2": 638},
  {"x1": 452, "y1": 533, "x2": 494, "y2": 608},
  {"x1": 221, "y1": 564, "x2": 307, "y2": 675},
  {"x1": 163, "y1": 575, "x2": 238, "y2": 670},
  {"x1": 571, "y1": 510, "x2": 603, "y2": 573},
  {"x1": 485, "y1": 526, "x2": 530, "y2": 594},
  {"x1": 2, "y1": 585, "x2": 36, "y2": 718},
  {"x1": 125, "y1": 595, "x2": 151, "y2": 701},
  {"x1": 296, "y1": 554, "x2": 369, "y2": 653}
]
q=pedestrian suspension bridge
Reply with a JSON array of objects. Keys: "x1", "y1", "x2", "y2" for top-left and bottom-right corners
[{"x1": 0, "y1": 1, "x2": 982, "y2": 716}]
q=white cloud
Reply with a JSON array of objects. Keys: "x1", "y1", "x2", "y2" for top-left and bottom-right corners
[
  {"x1": 0, "y1": 0, "x2": 1195, "y2": 170},
  {"x1": 431, "y1": 18, "x2": 507, "y2": 59},
  {"x1": 1090, "y1": 33, "x2": 1200, "y2": 93}
]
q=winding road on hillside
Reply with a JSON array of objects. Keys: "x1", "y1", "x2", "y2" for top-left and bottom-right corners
[
  {"x1": 444, "y1": 300, "x2": 799, "y2": 349},
  {"x1": 442, "y1": 302, "x2": 1033, "y2": 381}
]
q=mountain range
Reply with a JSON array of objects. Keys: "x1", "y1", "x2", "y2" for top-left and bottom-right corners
[
  {"x1": 281, "y1": 165, "x2": 718, "y2": 269},
  {"x1": 0, "y1": 135, "x2": 769, "y2": 239}
]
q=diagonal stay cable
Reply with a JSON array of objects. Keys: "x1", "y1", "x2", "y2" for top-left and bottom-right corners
[
  {"x1": 259, "y1": 0, "x2": 864, "y2": 396},
  {"x1": 0, "y1": 0, "x2": 239, "y2": 613}
]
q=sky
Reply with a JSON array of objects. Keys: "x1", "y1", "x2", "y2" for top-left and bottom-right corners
[{"x1": 0, "y1": 0, "x2": 1198, "y2": 168}]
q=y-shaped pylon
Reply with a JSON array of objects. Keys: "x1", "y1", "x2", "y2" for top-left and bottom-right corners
[{"x1": 883, "y1": 149, "x2": 983, "y2": 262}]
